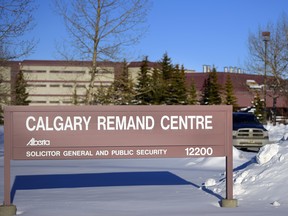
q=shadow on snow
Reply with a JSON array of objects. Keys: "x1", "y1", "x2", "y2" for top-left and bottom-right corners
[{"x1": 10, "y1": 171, "x2": 224, "y2": 203}]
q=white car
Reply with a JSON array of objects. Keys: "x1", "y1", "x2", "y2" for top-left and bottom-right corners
[{"x1": 233, "y1": 112, "x2": 270, "y2": 150}]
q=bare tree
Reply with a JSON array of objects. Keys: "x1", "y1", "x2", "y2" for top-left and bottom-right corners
[
  {"x1": 247, "y1": 14, "x2": 288, "y2": 121},
  {"x1": 54, "y1": 0, "x2": 150, "y2": 104},
  {"x1": 0, "y1": 0, "x2": 36, "y2": 118},
  {"x1": 0, "y1": 0, "x2": 37, "y2": 61},
  {"x1": 0, "y1": 0, "x2": 36, "y2": 110},
  {"x1": 247, "y1": 14, "x2": 288, "y2": 87}
]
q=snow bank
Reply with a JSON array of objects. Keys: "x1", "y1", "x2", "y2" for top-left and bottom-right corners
[
  {"x1": 281, "y1": 131, "x2": 288, "y2": 141},
  {"x1": 210, "y1": 138, "x2": 288, "y2": 205},
  {"x1": 256, "y1": 144, "x2": 279, "y2": 165},
  {"x1": 266, "y1": 123, "x2": 288, "y2": 142},
  {"x1": 197, "y1": 124, "x2": 288, "y2": 206}
]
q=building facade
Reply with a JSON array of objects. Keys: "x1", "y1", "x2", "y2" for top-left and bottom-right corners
[
  {"x1": 1, "y1": 60, "x2": 287, "y2": 118},
  {"x1": 2, "y1": 60, "x2": 139, "y2": 105}
]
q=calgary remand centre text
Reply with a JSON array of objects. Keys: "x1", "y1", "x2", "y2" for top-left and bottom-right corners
[{"x1": 25, "y1": 115, "x2": 213, "y2": 131}]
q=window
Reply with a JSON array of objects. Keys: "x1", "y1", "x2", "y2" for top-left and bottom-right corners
[
  {"x1": 49, "y1": 101, "x2": 60, "y2": 104},
  {"x1": 30, "y1": 101, "x2": 47, "y2": 104},
  {"x1": 23, "y1": 70, "x2": 46, "y2": 73},
  {"x1": 50, "y1": 70, "x2": 85, "y2": 74},
  {"x1": 50, "y1": 84, "x2": 60, "y2": 87},
  {"x1": 27, "y1": 84, "x2": 46, "y2": 87},
  {"x1": 63, "y1": 84, "x2": 73, "y2": 88}
]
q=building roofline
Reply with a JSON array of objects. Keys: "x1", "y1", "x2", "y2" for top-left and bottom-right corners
[{"x1": 7, "y1": 59, "x2": 160, "y2": 68}]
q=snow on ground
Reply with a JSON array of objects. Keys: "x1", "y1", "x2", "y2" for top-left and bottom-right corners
[
  {"x1": 0, "y1": 124, "x2": 288, "y2": 215},
  {"x1": 210, "y1": 126, "x2": 288, "y2": 206}
]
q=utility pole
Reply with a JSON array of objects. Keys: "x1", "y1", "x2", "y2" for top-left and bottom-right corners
[{"x1": 262, "y1": 31, "x2": 270, "y2": 124}]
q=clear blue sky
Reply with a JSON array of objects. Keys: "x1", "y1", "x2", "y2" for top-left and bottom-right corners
[{"x1": 26, "y1": 0, "x2": 288, "y2": 72}]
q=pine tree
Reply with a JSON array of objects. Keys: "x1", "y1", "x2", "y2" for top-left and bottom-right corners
[
  {"x1": 252, "y1": 91, "x2": 264, "y2": 122},
  {"x1": 166, "y1": 64, "x2": 187, "y2": 104},
  {"x1": 93, "y1": 83, "x2": 112, "y2": 105},
  {"x1": 209, "y1": 67, "x2": 222, "y2": 105},
  {"x1": 135, "y1": 56, "x2": 152, "y2": 105},
  {"x1": 187, "y1": 76, "x2": 198, "y2": 105},
  {"x1": 110, "y1": 59, "x2": 135, "y2": 105},
  {"x1": 200, "y1": 68, "x2": 222, "y2": 105},
  {"x1": 161, "y1": 52, "x2": 173, "y2": 81},
  {"x1": 160, "y1": 53, "x2": 174, "y2": 104},
  {"x1": 13, "y1": 71, "x2": 30, "y2": 105},
  {"x1": 200, "y1": 76, "x2": 210, "y2": 105},
  {"x1": 150, "y1": 68, "x2": 164, "y2": 105},
  {"x1": 177, "y1": 65, "x2": 188, "y2": 104},
  {"x1": 224, "y1": 73, "x2": 238, "y2": 111}
]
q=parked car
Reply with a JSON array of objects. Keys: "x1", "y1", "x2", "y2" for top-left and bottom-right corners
[{"x1": 233, "y1": 112, "x2": 270, "y2": 150}]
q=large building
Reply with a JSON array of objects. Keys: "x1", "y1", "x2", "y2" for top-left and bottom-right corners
[
  {"x1": 1, "y1": 60, "x2": 287, "y2": 117},
  {"x1": 3, "y1": 60, "x2": 156, "y2": 105}
]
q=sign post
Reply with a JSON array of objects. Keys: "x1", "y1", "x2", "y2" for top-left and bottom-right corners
[
  {"x1": 1, "y1": 105, "x2": 237, "y2": 214},
  {"x1": 0, "y1": 108, "x2": 17, "y2": 215}
]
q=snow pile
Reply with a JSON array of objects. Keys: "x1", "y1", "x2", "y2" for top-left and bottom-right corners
[
  {"x1": 204, "y1": 178, "x2": 216, "y2": 187},
  {"x1": 199, "y1": 123, "x2": 288, "y2": 207},
  {"x1": 256, "y1": 144, "x2": 279, "y2": 165},
  {"x1": 266, "y1": 123, "x2": 288, "y2": 142},
  {"x1": 281, "y1": 131, "x2": 288, "y2": 141},
  {"x1": 210, "y1": 138, "x2": 288, "y2": 205},
  {"x1": 272, "y1": 201, "x2": 281, "y2": 207}
]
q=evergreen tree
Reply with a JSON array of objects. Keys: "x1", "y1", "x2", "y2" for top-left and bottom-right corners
[
  {"x1": 110, "y1": 59, "x2": 135, "y2": 105},
  {"x1": 160, "y1": 53, "x2": 174, "y2": 104},
  {"x1": 135, "y1": 56, "x2": 152, "y2": 105},
  {"x1": 150, "y1": 68, "x2": 164, "y2": 105},
  {"x1": 93, "y1": 83, "x2": 112, "y2": 105},
  {"x1": 166, "y1": 64, "x2": 187, "y2": 104},
  {"x1": 200, "y1": 76, "x2": 210, "y2": 105},
  {"x1": 187, "y1": 75, "x2": 198, "y2": 105},
  {"x1": 200, "y1": 68, "x2": 221, "y2": 105},
  {"x1": 149, "y1": 53, "x2": 191, "y2": 105},
  {"x1": 13, "y1": 71, "x2": 30, "y2": 105},
  {"x1": 252, "y1": 91, "x2": 265, "y2": 122},
  {"x1": 209, "y1": 67, "x2": 222, "y2": 105},
  {"x1": 161, "y1": 52, "x2": 173, "y2": 81},
  {"x1": 177, "y1": 65, "x2": 188, "y2": 104},
  {"x1": 224, "y1": 73, "x2": 238, "y2": 111}
]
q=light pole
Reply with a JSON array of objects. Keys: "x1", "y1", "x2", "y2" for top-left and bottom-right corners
[{"x1": 262, "y1": 31, "x2": 270, "y2": 124}]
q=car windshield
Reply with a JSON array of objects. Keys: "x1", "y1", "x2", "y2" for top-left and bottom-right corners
[{"x1": 233, "y1": 113, "x2": 260, "y2": 124}]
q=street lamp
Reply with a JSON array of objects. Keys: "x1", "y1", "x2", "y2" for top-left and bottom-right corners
[{"x1": 262, "y1": 31, "x2": 270, "y2": 124}]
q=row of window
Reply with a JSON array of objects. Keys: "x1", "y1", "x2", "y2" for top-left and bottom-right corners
[
  {"x1": 27, "y1": 83, "x2": 111, "y2": 88},
  {"x1": 30, "y1": 100, "x2": 86, "y2": 104},
  {"x1": 23, "y1": 69, "x2": 113, "y2": 74}
]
